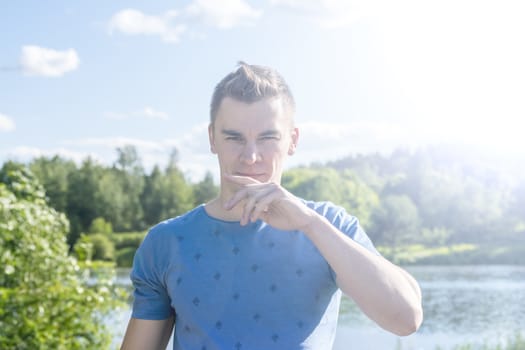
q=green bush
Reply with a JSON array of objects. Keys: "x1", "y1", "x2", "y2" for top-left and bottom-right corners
[
  {"x1": 111, "y1": 231, "x2": 146, "y2": 250},
  {"x1": 88, "y1": 217, "x2": 113, "y2": 235},
  {"x1": 116, "y1": 247, "x2": 137, "y2": 267},
  {"x1": 73, "y1": 237, "x2": 94, "y2": 262},
  {"x1": 0, "y1": 163, "x2": 122, "y2": 349},
  {"x1": 87, "y1": 234, "x2": 116, "y2": 261}
]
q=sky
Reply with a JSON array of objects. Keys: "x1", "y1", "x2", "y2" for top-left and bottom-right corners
[{"x1": 1, "y1": 0, "x2": 525, "y2": 182}]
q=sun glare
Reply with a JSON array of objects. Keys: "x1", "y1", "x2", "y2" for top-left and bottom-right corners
[{"x1": 373, "y1": 0, "x2": 525, "y2": 155}]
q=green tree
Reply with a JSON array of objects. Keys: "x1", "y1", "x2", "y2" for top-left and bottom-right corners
[
  {"x1": 0, "y1": 163, "x2": 119, "y2": 349},
  {"x1": 141, "y1": 165, "x2": 164, "y2": 225},
  {"x1": 66, "y1": 158, "x2": 105, "y2": 247},
  {"x1": 112, "y1": 146, "x2": 145, "y2": 231},
  {"x1": 370, "y1": 194, "x2": 421, "y2": 246},
  {"x1": 283, "y1": 167, "x2": 344, "y2": 203},
  {"x1": 141, "y1": 150, "x2": 194, "y2": 226},
  {"x1": 95, "y1": 168, "x2": 127, "y2": 232},
  {"x1": 30, "y1": 155, "x2": 76, "y2": 213},
  {"x1": 75, "y1": 234, "x2": 115, "y2": 261},
  {"x1": 193, "y1": 171, "x2": 219, "y2": 206},
  {"x1": 88, "y1": 217, "x2": 113, "y2": 235},
  {"x1": 282, "y1": 167, "x2": 379, "y2": 228}
]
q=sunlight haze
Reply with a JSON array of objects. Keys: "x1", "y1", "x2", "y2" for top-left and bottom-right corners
[{"x1": 1, "y1": 0, "x2": 524, "y2": 182}]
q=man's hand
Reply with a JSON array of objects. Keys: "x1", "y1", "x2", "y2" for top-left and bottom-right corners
[
  {"x1": 223, "y1": 174, "x2": 316, "y2": 231},
  {"x1": 223, "y1": 174, "x2": 423, "y2": 336}
]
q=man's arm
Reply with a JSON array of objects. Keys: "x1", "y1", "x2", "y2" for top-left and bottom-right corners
[
  {"x1": 120, "y1": 316, "x2": 174, "y2": 350},
  {"x1": 302, "y1": 215, "x2": 423, "y2": 336},
  {"x1": 223, "y1": 174, "x2": 423, "y2": 336}
]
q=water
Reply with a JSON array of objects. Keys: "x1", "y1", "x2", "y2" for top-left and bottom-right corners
[{"x1": 112, "y1": 265, "x2": 525, "y2": 349}]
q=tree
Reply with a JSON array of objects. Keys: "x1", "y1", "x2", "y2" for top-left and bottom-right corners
[
  {"x1": 0, "y1": 162, "x2": 120, "y2": 349},
  {"x1": 88, "y1": 217, "x2": 113, "y2": 235},
  {"x1": 193, "y1": 171, "x2": 219, "y2": 206},
  {"x1": 75, "y1": 234, "x2": 115, "y2": 261},
  {"x1": 282, "y1": 167, "x2": 379, "y2": 228},
  {"x1": 66, "y1": 158, "x2": 105, "y2": 247},
  {"x1": 30, "y1": 155, "x2": 76, "y2": 213},
  {"x1": 112, "y1": 146, "x2": 145, "y2": 231},
  {"x1": 370, "y1": 194, "x2": 420, "y2": 246},
  {"x1": 141, "y1": 152, "x2": 194, "y2": 226},
  {"x1": 141, "y1": 165, "x2": 164, "y2": 226}
]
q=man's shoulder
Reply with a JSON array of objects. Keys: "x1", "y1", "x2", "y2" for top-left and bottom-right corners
[
  {"x1": 303, "y1": 199, "x2": 344, "y2": 216},
  {"x1": 146, "y1": 205, "x2": 206, "y2": 239},
  {"x1": 302, "y1": 199, "x2": 360, "y2": 228}
]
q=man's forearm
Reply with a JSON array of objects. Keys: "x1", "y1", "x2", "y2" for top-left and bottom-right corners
[
  {"x1": 302, "y1": 213, "x2": 423, "y2": 336},
  {"x1": 121, "y1": 316, "x2": 175, "y2": 350}
]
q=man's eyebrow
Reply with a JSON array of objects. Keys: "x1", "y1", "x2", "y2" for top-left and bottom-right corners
[
  {"x1": 259, "y1": 130, "x2": 281, "y2": 137},
  {"x1": 221, "y1": 129, "x2": 243, "y2": 137}
]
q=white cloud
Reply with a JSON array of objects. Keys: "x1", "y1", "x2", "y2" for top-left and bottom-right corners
[
  {"x1": 108, "y1": 8, "x2": 187, "y2": 43},
  {"x1": 289, "y1": 119, "x2": 448, "y2": 167},
  {"x1": 186, "y1": 0, "x2": 262, "y2": 29},
  {"x1": 149, "y1": 123, "x2": 216, "y2": 181},
  {"x1": 104, "y1": 106, "x2": 170, "y2": 120},
  {"x1": 142, "y1": 106, "x2": 169, "y2": 120},
  {"x1": 270, "y1": 0, "x2": 392, "y2": 28},
  {"x1": 59, "y1": 133, "x2": 216, "y2": 181},
  {"x1": 3, "y1": 146, "x2": 98, "y2": 164},
  {"x1": 0, "y1": 113, "x2": 16, "y2": 132},
  {"x1": 62, "y1": 137, "x2": 165, "y2": 152},
  {"x1": 20, "y1": 46, "x2": 80, "y2": 77}
]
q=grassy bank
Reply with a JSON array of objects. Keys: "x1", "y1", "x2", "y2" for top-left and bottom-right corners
[
  {"x1": 447, "y1": 332, "x2": 525, "y2": 350},
  {"x1": 81, "y1": 230, "x2": 525, "y2": 267},
  {"x1": 379, "y1": 243, "x2": 525, "y2": 265}
]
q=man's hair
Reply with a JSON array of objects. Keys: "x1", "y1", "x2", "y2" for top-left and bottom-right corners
[{"x1": 210, "y1": 61, "x2": 295, "y2": 126}]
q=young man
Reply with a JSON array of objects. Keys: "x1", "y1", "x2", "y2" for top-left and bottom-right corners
[{"x1": 121, "y1": 62, "x2": 423, "y2": 350}]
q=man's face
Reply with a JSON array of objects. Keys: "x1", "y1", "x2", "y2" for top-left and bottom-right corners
[{"x1": 209, "y1": 97, "x2": 298, "y2": 187}]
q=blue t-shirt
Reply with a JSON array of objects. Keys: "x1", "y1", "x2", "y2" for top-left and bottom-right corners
[{"x1": 130, "y1": 200, "x2": 378, "y2": 350}]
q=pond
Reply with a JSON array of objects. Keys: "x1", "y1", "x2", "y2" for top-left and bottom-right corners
[{"x1": 111, "y1": 265, "x2": 525, "y2": 349}]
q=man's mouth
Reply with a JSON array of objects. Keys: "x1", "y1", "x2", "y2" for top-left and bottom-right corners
[{"x1": 236, "y1": 173, "x2": 265, "y2": 178}]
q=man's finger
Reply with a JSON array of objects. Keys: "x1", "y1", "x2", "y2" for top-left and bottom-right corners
[{"x1": 223, "y1": 173, "x2": 261, "y2": 185}]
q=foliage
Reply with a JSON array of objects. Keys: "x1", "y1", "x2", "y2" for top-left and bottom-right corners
[
  {"x1": 29, "y1": 156, "x2": 76, "y2": 213},
  {"x1": 14, "y1": 144, "x2": 525, "y2": 264},
  {"x1": 77, "y1": 234, "x2": 116, "y2": 261},
  {"x1": 116, "y1": 247, "x2": 137, "y2": 268},
  {"x1": 369, "y1": 194, "x2": 420, "y2": 247},
  {"x1": 73, "y1": 237, "x2": 94, "y2": 262},
  {"x1": 111, "y1": 231, "x2": 146, "y2": 250},
  {"x1": 88, "y1": 217, "x2": 113, "y2": 235},
  {"x1": 141, "y1": 161, "x2": 194, "y2": 226},
  {"x1": 0, "y1": 163, "x2": 122, "y2": 349},
  {"x1": 65, "y1": 158, "x2": 105, "y2": 247},
  {"x1": 282, "y1": 167, "x2": 379, "y2": 228},
  {"x1": 330, "y1": 147, "x2": 524, "y2": 247},
  {"x1": 193, "y1": 171, "x2": 219, "y2": 205},
  {"x1": 378, "y1": 243, "x2": 525, "y2": 265}
]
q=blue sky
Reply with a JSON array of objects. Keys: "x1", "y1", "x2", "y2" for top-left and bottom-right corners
[{"x1": 1, "y1": 0, "x2": 524, "y2": 182}]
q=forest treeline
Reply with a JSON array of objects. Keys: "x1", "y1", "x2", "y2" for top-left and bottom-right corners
[{"x1": 2, "y1": 144, "x2": 524, "y2": 265}]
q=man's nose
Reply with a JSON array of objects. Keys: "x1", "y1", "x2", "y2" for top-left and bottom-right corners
[{"x1": 240, "y1": 142, "x2": 260, "y2": 164}]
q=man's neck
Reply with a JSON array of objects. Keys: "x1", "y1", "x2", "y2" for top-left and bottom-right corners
[{"x1": 204, "y1": 195, "x2": 243, "y2": 222}]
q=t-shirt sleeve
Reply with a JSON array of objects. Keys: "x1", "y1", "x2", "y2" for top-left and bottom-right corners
[
  {"x1": 307, "y1": 201, "x2": 381, "y2": 282},
  {"x1": 130, "y1": 228, "x2": 175, "y2": 320},
  {"x1": 330, "y1": 205, "x2": 380, "y2": 256}
]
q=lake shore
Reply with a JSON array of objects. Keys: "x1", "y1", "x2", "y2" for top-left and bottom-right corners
[
  {"x1": 378, "y1": 243, "x2": 525, "y2": 265},
  {"x1": 112, "y1": 265, "x2": 525, "y2": 350}
]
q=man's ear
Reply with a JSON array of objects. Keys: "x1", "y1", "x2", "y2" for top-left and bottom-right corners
[
  {"x1": 288, "y1": 127, "x2": 299, "y2": 155},
  {"x1": 208, "y1": 124, "x2": 217, "y2": 154}
]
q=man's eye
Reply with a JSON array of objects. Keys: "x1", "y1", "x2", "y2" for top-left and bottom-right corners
[
  {"x1": 261, "y1": 136, "x2": 279, "y2": 141},
  {"x1": 226, "y1": 136, "x2": 242, "y2": 141}
]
